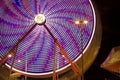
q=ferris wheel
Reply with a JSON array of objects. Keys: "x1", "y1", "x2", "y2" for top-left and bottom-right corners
[{"x1": 0, "y1": 0, "x2": 101, "y2": 80}]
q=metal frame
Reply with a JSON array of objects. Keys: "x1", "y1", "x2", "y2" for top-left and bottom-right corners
[{"x1": 0, "y1": 23, "x2": 81, "y2": 80}]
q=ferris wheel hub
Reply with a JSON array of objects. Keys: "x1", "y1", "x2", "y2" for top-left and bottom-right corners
[{"x1": 34, "y1": 14, "x2": 46, "y2": 25}]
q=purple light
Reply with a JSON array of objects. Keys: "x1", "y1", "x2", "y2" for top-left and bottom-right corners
[{"x1": 0, "y1": 0, "x2": 96, "y2": 76}]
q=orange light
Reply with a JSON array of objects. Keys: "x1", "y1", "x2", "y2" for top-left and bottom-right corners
[
  {"x1": 75, "y1": 20, "x2": 80, "y2": 25},
  {"x1": 62, "y1": 55, "x2": 65, "y2": 58},
  {"x1": 83, "y1": 20, "x2": 88, "y2": 24},
  {"x1": 74, "y1": 19, "x2": 88, "y2": 25},
  {"x1": 8, "y1": 54, "x2": 12, "y2": 58}
]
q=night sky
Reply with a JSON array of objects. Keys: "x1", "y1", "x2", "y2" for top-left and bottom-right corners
[{"x1": 84, "y1": 0, "x2": 120, "y2": 80}]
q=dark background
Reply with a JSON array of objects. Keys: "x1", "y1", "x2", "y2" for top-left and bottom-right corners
[{"x1": 84, "y1": 0, "x2": 120, "y2": 80}]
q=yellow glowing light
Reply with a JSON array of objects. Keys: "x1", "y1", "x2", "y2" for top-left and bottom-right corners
[
  {"x1": 34, "y1": 14, "x2": 46, "y2": 24},
  {"x1": 75, "y1": 20, "x2": 88, "y2": 25},
  {"x1": 8, "y1": 54, "x2": 12, "y2": 58},
  {"x1": 75, "y1": 20, "x2": 80, "y2": 25},
  {"x1": 62, "y1": 55, "x2": 65, "y2": 58},
  {"x1": 83, "y1": 20, "x2": 88, "y2": 24}
]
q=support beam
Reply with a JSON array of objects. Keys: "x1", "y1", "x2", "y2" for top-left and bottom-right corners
[
  {"x1": 53, "y1": 42, "x2": 57, "y2": 80},
  {"x1": 8, "y1": 44, "x2": 18, "y2": 80},
  {"x1": 43, "y1": 24, "x2": 81, "y2": 80},
  {"x1": 0, "y1": 23, "x2": 38, "y2": 66},
  {"x1": 56, "y1": 40, "x2": 81, "y2": 80}
]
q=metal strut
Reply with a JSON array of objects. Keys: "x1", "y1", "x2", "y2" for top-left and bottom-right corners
[
  {"x1": 0, "y1": 23, "x2": 38, "y2": 66},
  {"x1": 0, "y1": 23, "x2": 81, "y2": 80},
  {"x1": 80, "y1": 26, "x2": 84, "y2": 80},
  {"x1": 53, "y1": 42, "x2": 57, "y2": 80},
  {"x1": 8, "y1": 42, "x2": 18, "y2": 80},
  {"x1": 43, "y1": 24, "x2": 81, "y2": 80}
]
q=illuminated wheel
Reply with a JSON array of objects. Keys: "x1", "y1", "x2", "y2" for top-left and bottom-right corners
[{"x1": 0, "y1": 0, "x2": 101, "y2": 78}]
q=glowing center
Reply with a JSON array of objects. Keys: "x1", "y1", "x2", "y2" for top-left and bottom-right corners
[{"x1": 34, "y1": 14, "x2": 46, "y2": 24}]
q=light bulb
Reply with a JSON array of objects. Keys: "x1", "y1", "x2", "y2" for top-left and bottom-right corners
[{"x1": 34, "y1": 14, "x2": 46, "y2": 25}]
